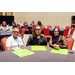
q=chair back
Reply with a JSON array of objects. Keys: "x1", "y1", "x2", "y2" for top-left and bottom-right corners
[
  {"x1": 41, "y1": 26, "x2": 45, "y2": 29},
  {"x1": 1, "y1": 38, "x2": 7, "y2": 51},
  {"x1": 24, "y1": 25, "x2": 28, "y2": 29},
  {"x1": 70, "y1": 28, "x2": 75, "y2": 35},
  {"x1": 32, "y1": 25, "x2": 36, "y2": 29},
  {"x1": 66, "y1": 26, "x2": 70, "y2": 29},
  {"x1": 21, "y1": 28, "x2": 25, "y2": 39},
  {"x1": 55, "y1": 26, "x2": 59, "y2": 28},
  {"x1": 43, "y1": 28, "x2": 49, "y2": 36},
  {"x1": 67, "y1": 38, "x2": 74, "y2": 50},
  {"x1": 63, "y1": 28, "x2": 69, "y2": 36},
  {"x1": 17, "y1": 24, "x2": 20, "y2": 27},
  {"x1": 19, "y1": 27, "x2": 21, "y2": 34},
  {"x1": 47, "y1": 25, "x2": 52, "y2": 28}
]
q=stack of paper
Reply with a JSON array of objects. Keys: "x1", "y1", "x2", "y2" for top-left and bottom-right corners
[
  {"x1": 31, "y1": 46, "x2": 47, "y2": 51},
  {"x1": 12, "y1": 48, "x2": 35, "y2": 58},
  {"x1": 51, "y1": 48, "x2": 68, "y2": 55}
]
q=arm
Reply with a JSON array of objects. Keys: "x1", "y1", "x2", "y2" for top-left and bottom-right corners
[
  {"x1": 6, "y1": 38, "x2": 11, "y2": 50},
  {"x1": 44, "y1": 37, "x2": 47, "y2": 45},
  {"x1": 26, "y1": 35, "x2": 32, "y2": 46},
  {"x1": 6, "y1": 47, "x2": 11, "y2": 50},
  {"x1": 49, "y1": 36, "x2": 54, "y2": 47},
  {"x1": 59, "y1": 36, "x2": 68, "y2": 49}
]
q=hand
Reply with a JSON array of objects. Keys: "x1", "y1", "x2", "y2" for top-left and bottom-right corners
[
  {"x1": 55, "y1": 45, "x2": 60, "y2": 49},
  {"x1": 53, "y1": 44, "x2": 60, "y2": 49}
]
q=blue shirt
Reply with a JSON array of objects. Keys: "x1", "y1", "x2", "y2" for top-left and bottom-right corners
[{"x1": 23, "y1": 23, "x2": 29, "y2": 26}]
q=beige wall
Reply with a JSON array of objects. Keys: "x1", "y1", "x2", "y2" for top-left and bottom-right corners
[{"x1": 13, "y1": 12, "x2": 75, "y2": 28}]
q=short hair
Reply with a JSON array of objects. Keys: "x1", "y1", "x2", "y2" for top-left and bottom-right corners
[{"x1": 12, "y1": 27, "x2": 19, "y2": 31}]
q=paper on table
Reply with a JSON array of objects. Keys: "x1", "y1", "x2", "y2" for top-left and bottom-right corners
[
  {"x1": 12, "y1": 47, "x2": 22, "y2": 51},
  {"x1": 31, "y1": 46, "x2": 47, "y2": 51},
  {"x1": 12, "y1": 49, "x2": 35, "y2": 58},
  {"x1": 51, "y1": 48, "x2": 68, "y2": 55},
  {"x1": 6, "y1": 30, "x2": 12, "y2": 32}
]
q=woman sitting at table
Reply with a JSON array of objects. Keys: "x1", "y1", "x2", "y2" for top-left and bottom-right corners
[
  {"x1": 0, "y1": 21, "x2": 9, "y2": 31},
  {"x1": 12, "y1": 21, "x2": 18, "y2": 29},
  {"x1": 49, "y1": 28, "x2": 68, "y2": 49},
  {"x1": 30, "y1": 21, "x2": 35, "y2": 25},
  {"x1": 6, "y1": 27, "x2": 24, "y2": 50},
  {"x1": 26, "y1": 25, "x2": 47, "y2": 46}
]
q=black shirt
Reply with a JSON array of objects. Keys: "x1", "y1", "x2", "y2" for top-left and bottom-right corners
[{"x1": 26, "y1": 34, "x2": 47, "y2": 46}]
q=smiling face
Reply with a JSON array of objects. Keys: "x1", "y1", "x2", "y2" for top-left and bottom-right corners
[
  {"x1": 12, "y1": 28, "x2": 19, "y2": 38},
  {"x1": 54, "y1": 28, "x2": 59, "y2": 37},
  {"x1": 35, "y1": 26, "x2": 41, "y2": 36}
]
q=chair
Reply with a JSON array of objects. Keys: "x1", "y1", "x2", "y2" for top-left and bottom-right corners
[
  {"x1": 41, "y1": 26, "x2": 45, "y2": 29},
  {"x1": 31, "y1": 25, "x2": 36, "y2": 31},
  {"x1": 67, "y1": 38, "x2": 74, "y2": 50},
  {"x1": 47, "y1": 25, "x2": 52, "y2": 28},
  {"x1": 1, "y1": 37, "x2": 7, "y2": 51},
  {"x1": 55, "y1": 26, "x2": 59, "y2": 28},
  {"x1": 17, "y1": 24, "x2": 20, "y2": 27},
  {"x1": 63, "y1": 28, "x2": 69, "y2": 37},
  {"x1": 21, "y1": 28, "x2": 25, "y2": 39},
  {"x1": 67, "y1": 27, "x2": 75, "y2": 37},
  {"x1": 24, "y1": 25, "x2": 29, "y2": 33},
  {"x1": 19, "y1": 27, "x2": 21, "y2": 34},
  {"x1": 43, "y1": 28, "x2": 50, "y2": 38},
  {"x1": 66, "y1": 26, "x2": 70, "y2": 29}
]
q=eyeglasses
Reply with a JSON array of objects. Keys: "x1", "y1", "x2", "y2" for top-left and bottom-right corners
[
  {"x1": 35, "y1": 29, "x2": 41, "y2": 31},
  {"x1": 13, "y1": 31, "x2": 19, "y2": 33}
]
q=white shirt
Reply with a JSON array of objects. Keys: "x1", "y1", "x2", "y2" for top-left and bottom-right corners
[
  {"x1": 6, "y1": 35, "x2": 23, "y2": 49},
  {"x1": 0, "y1": 25, "x2": 9, "y2": 30}
]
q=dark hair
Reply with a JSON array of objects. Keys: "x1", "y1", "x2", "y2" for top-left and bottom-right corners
[
  {"x1": 2, "y1": 21, "x2": 7, "y2": 27},
  {"x1": 52, "y1": 28, "x2": 61, "y2": 38},
  {"x1": 38, "y1": 21, "x2": 42, "y2": 25},
  {"x1": 32, "y1": 25, "x2": 42, "y2": 37},
  {"x1": 12, "y1": 21, "x2": 16, "y2": 25}
]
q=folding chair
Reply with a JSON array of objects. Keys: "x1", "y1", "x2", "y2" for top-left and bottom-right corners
[
  {"x1": 66, "y1": 26, "x2": 70, "y2": 29},
  {"x1": 47, "y1": 25, "x2": 52, "y2": 28},
  {"x1": 55, "y1": 26, "x2": 59, "y2": 28},
  {"x1": 67, "y1": 38, "x2": 74, "y2": 50},
  {"x1": 31, "y1": 25, "x2": 36, "y2": 31},
  {"x1": 1, "y1": 37, "x2": 7, "y2": 51},
  {"x1": 63, "y1": 28, "x2": 69, "y2": 37},
  {"x1": 43, "y1": 28, "x2": 50, "y2": 38},
  {"x1": 24, "y1": 25, "x2": 29, "y2": 34}
]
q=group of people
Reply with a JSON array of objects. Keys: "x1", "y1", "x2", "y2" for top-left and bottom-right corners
[
  {"x1": 0, "y1": 21, "x2": 68, "y2": 50},
  {"x1": 6, "y1": 25, "x2": 68, "y2": 50},
  {"x1": 19, "y1": 21, "x2": 42, "y2": 27}
]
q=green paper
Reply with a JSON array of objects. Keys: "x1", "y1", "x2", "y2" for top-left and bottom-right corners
[
  {"x1": 12, "y1": 49, "x2": 35, "y2": 58},
  {"x1": 12, "y1": 47, "x2": 22, "y2": 51},
  {"x1": 6, "y1": 30, "x2": 12, "y2": 32},
  {"x1": 51, "y1": 48, "x2": 68, "y2": 55},
  {"x1": 31, "y1": 46, "x2": 47, "y2": 51}
]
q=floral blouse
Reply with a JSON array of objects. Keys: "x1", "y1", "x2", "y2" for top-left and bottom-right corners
[{"x1": 49, "y1": 35, "x2": 68, "y2": 49}]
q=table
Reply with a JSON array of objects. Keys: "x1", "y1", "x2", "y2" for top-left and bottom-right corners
[
  {"x1": 0, "y1": 46, "x2": 74, "y2": 62},
  {"x1": 0, "y1": 31, "x2": 12, "y2": 36},
  {"x1": 42, "y1": 28, "x2": 64, "y2": 35}
]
